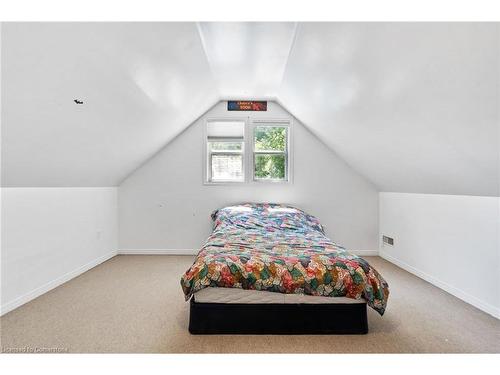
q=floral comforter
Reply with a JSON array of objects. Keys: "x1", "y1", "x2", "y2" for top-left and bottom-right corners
[{"x1": 180, "y1": 203, "x2": 389, "y2": 315}]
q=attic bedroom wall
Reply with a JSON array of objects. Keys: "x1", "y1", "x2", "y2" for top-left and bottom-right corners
[
  {"x1": 1, "y1": 188, "x2": 118, "y2": 315},
  {"x1": 379, "y1": 193, "x2": 500, "y2": 318},
  {"x1": 118, "y1": 101, "x2": 379, "y2": 252}
]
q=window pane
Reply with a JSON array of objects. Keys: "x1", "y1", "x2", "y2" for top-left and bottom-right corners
[
  {"x1": 254, "y1": 126, "x2": 287, "y2": 151},
  {"x1": 211, "y1": 154, "x2": 243, "y2": 181},
  {"x1": 254, "y1": 154, "x2": 286, "y2": 180},
  {"x1": 208, "y1": 141, "x2": 242, "y2": 151}
]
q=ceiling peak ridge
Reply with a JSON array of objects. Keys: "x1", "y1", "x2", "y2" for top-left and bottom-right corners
[
  {"x1": 195, "y1": 22, "x2": 222, "y2": 98},
  {"x1": 276, "y1": 22, "x2": 299, "y2": 95}
]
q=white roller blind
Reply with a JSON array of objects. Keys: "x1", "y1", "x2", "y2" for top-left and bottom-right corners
[{"x1": 207, "y1": 121, "x2": 245, "y2": 139}]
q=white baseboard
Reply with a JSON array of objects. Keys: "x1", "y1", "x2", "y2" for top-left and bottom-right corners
[
  {"x1": 350, "y1": 250, "x2": 378, "y2": 256},
  {"x1": 0, "y1": 250, "x2": 117, "y2": 316},
  {"x1": 118, "y1": 249, "x2": 198, "y2": 255},
  {"x1": 379, "y1": 250, "x2": 500, "y2": 320}
]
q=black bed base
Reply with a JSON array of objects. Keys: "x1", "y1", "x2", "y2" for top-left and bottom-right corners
[{"x1": 189, "y1": 298, "x2": 368, "y2": 334}]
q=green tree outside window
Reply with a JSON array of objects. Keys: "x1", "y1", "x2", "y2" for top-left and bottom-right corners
[{"x1": 254, "y1": 127, "x2": 287, "y2": 180}]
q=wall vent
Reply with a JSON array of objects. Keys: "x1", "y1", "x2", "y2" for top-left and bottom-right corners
[{"x1": 382, "y1": 235, "x2": 394, "y2": 246}]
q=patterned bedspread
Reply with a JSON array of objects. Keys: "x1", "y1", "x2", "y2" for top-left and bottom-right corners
[{"x1": 180, "y1": 203, "x2": 389, "y2": 315}]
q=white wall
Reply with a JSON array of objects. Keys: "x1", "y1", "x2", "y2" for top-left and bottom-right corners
[
  {"x1": 119, "y1": 101, "x2": 379, "y2": 253},
  {"x1": 379, "y1": 192, "x2": 500, "y2": 318},
  {"x1": 1, "y1": 187, "x2": 118, "y2": 315}
]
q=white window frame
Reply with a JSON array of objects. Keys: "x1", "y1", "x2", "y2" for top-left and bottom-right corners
[
  {"x1": 203, "y1": 117, "x2": 293, "y2": 185},
  {"x1": 203, "y1": 117, "x2": 248, "y2": 185},
  {"x1": 250, "y1": 118, "x2": 293, "y2": 183}
]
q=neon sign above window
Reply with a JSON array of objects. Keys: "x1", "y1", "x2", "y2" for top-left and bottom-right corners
[{"x1": 228, "y1": 101, "x2": 267, "y2": 111}]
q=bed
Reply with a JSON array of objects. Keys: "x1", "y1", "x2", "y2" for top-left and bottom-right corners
[{"x1": 181, "y1": 203, "x2": 389, "y2": 334}]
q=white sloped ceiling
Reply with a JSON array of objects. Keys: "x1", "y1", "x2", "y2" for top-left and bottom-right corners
[
  {"x1": 1, "y1": 22, "x2": 219, "y2": 186},
  {"x1": 278, "y1": 23, "x2": 499, "y2": 196},
  {"x1": 2, "y1": 22, "x2": 498, "y2": 196}
]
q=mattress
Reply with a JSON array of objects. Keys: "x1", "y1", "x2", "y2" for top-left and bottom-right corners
[{"x1": 193, "y1": 287, "x2": 366, "y2": 304}]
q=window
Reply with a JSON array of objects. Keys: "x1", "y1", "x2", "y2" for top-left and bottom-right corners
[
  {"x1": 204, "y1": 118, "x2": 291, "y2": 184},
  {"x1": 252, "y1": 121, "x2": 289, "y2": 182},
  {"x1": 206, "y1": 121, "x2": 245, "y2": 183}
]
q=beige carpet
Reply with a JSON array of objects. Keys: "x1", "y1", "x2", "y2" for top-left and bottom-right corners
[{"x1": 1, "y1": 255, "x2": 499, "y2": 353}]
